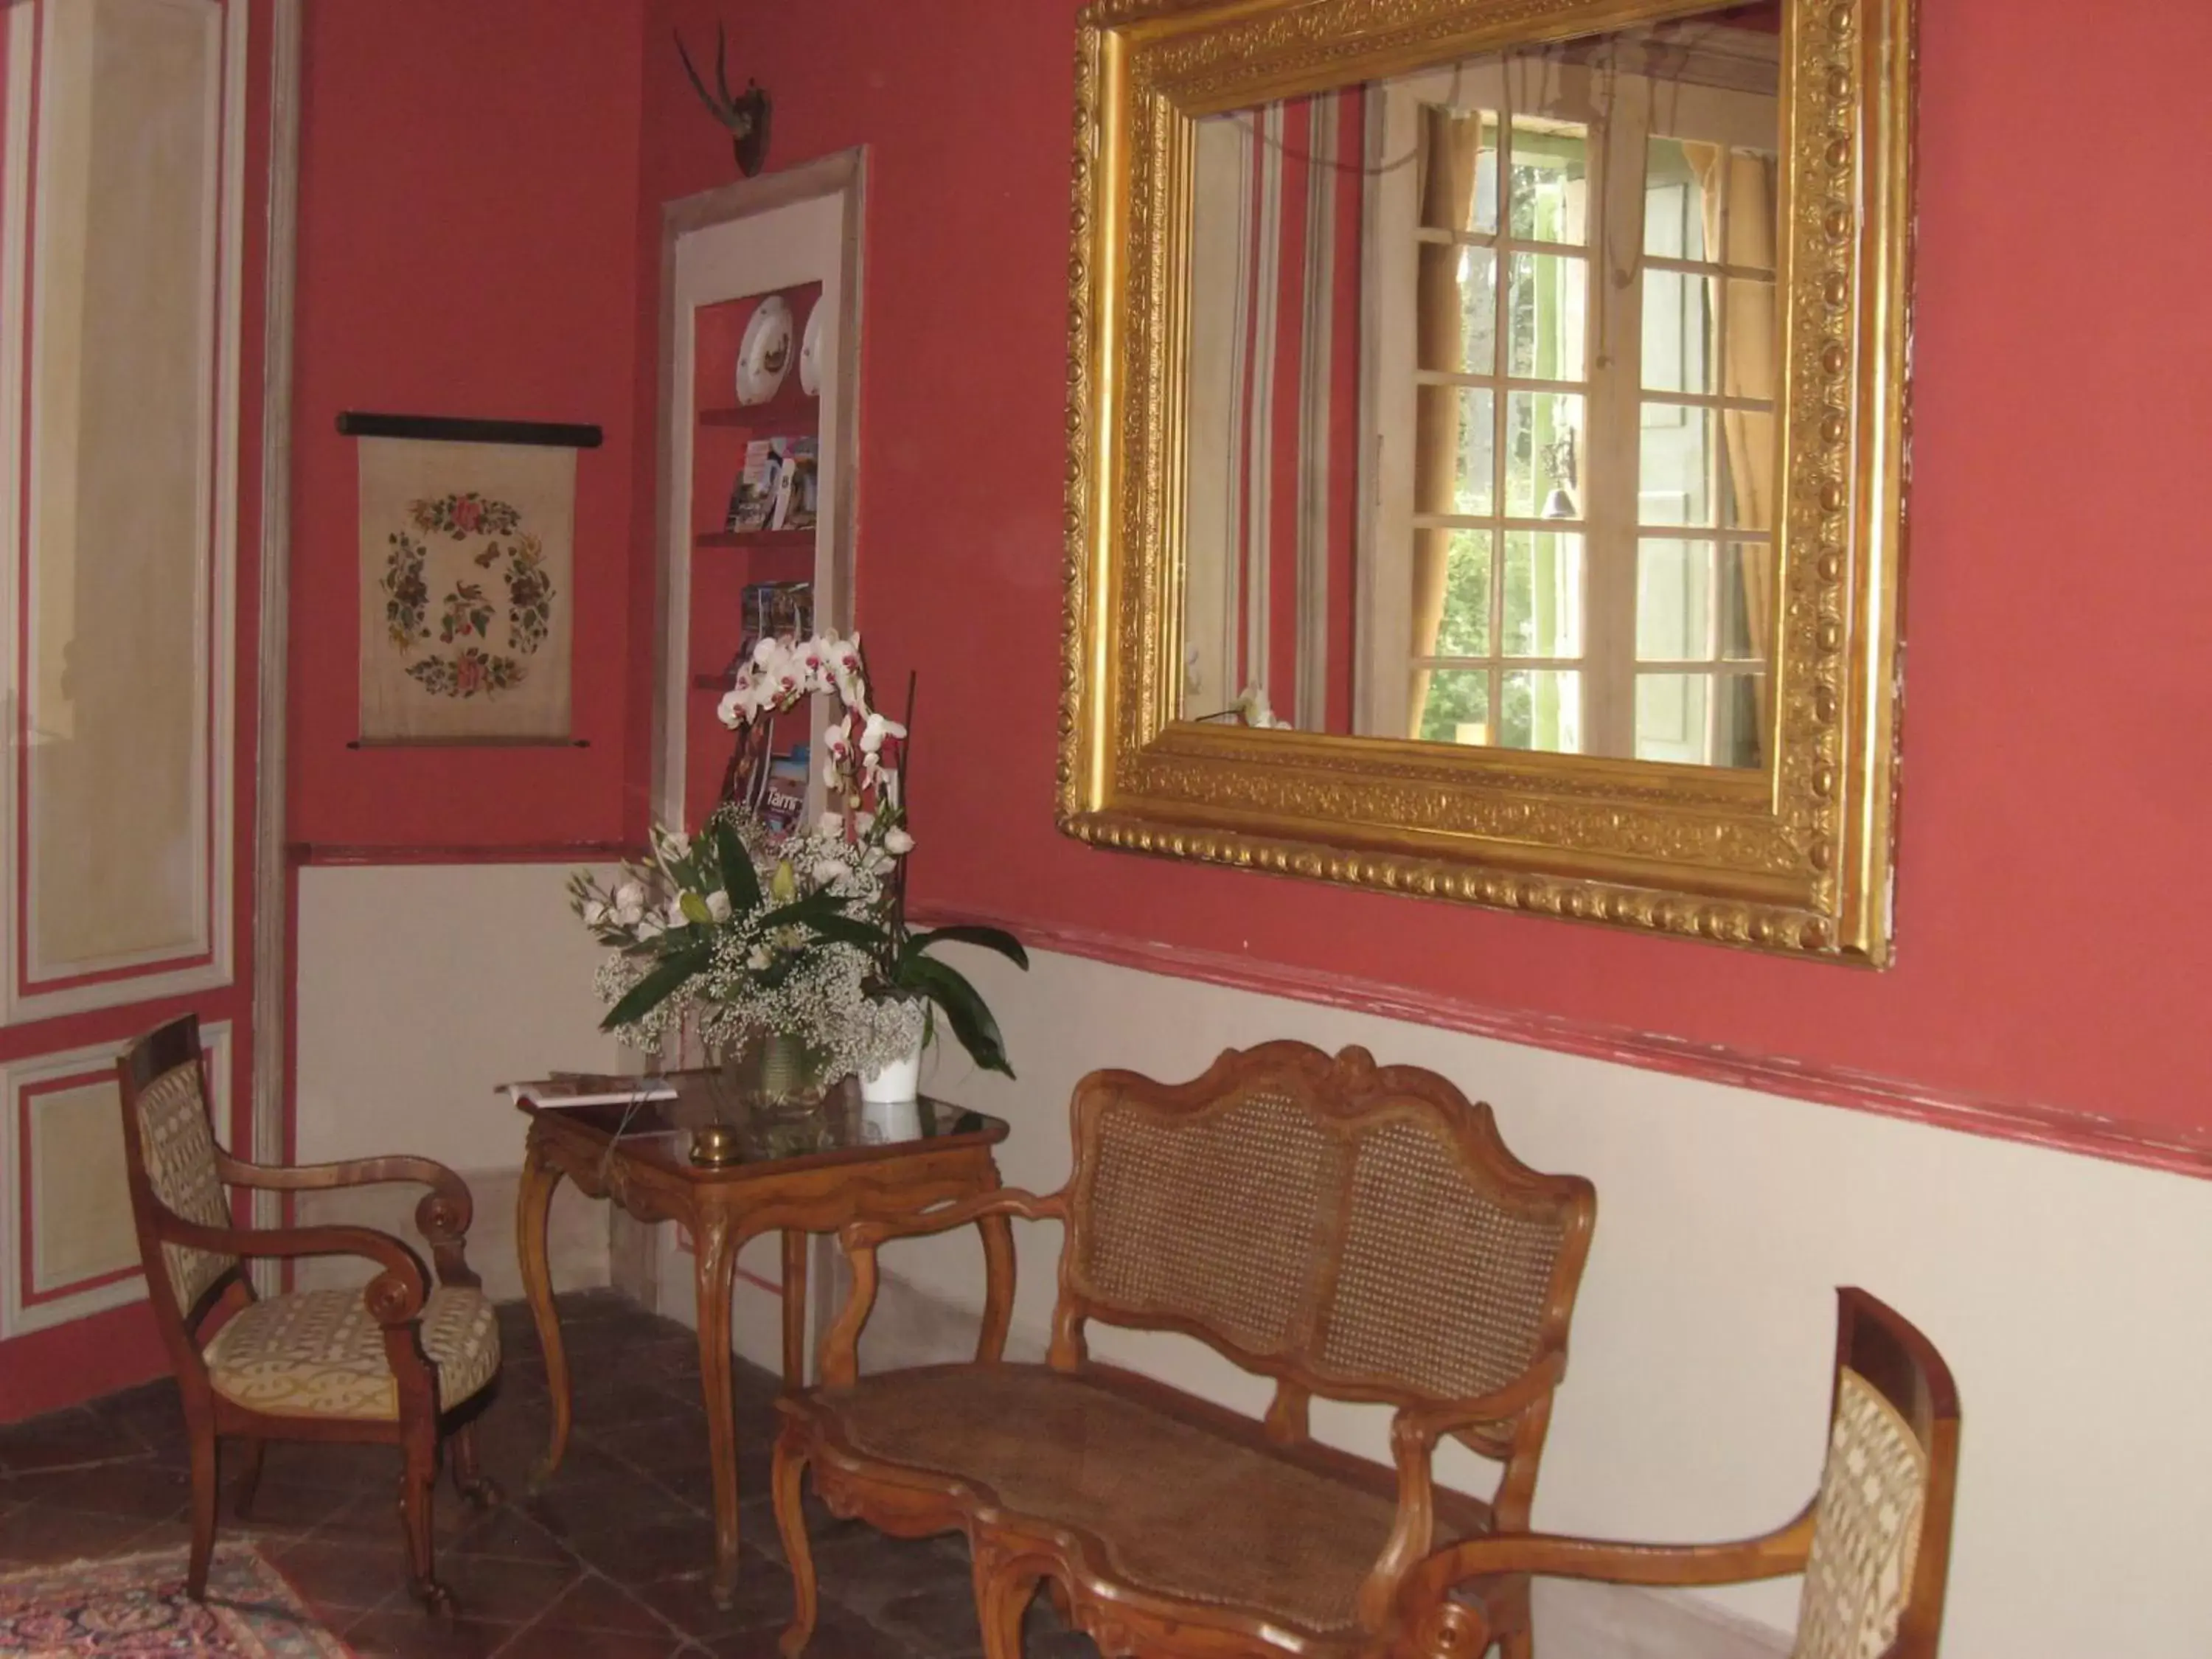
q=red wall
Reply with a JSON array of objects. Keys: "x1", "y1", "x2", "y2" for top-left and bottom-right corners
[
  {"x1": 636, "y1": 0, "x2": 2212, "y2": 1148},
  {"x1": 288, "y1": 0, "x2": 651, "y2": 854}
]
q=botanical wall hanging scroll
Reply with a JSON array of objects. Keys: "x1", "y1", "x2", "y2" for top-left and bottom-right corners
[{"x1": 350, "y1": 417, "x2": 597, "y2": 745}]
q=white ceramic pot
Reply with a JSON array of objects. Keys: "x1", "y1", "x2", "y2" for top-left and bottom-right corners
[{"x1": 858, "y1": 1040, "x2": 923, "y2": 1107}]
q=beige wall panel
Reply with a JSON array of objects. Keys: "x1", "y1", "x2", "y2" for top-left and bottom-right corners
[
  {"x1": 293, "y1": 863, "x2": 625, "y2": 1169},
  {"x1": 28, "y1": 1078, "x2": 133, "y2": 1292},
  {"x1": 2, "y1": 1024, "x2": 226, "y2": 1336},
  {"x1": 24, "y1": 0, "x2": 220, "y2": 980}
]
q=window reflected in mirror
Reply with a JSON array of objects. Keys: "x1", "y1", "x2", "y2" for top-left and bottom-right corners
[{"x1": 1180, "y1": 0, "x2": 1781, "y2": 769}]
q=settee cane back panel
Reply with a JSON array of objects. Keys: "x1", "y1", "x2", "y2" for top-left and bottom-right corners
[{"x1": 1064, "y1": 1043, "x2": 1595, "y2": 1422}]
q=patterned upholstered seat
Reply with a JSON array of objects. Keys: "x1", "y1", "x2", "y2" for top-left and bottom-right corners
[
  {"x1": 117, "y1": 1015, "x2": 501, "y2": 1614},
  {"x1": 773, "y1": 1043, "x2": 1599, "y2": 1659},
  {"x1": 205, "y1": 1285, "x2": 500, "y2": 1421}
]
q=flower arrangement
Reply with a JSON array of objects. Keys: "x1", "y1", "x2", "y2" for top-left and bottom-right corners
[{"x1": 570, "y1": 630, "x2": 1026, "y2": 1088}]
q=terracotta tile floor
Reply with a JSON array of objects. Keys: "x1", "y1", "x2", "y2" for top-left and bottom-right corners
[{"x1": 0, "y1": 1290, "x2": 1103, "y2": 1658}]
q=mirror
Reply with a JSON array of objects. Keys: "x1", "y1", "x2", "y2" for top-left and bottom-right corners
[
  {"x1": 1063, "y1": 0, "x2": 1913, "y2": 962},
  {"x1": 1182, "y1": 4, "x2": 1781, "y2": 768}
]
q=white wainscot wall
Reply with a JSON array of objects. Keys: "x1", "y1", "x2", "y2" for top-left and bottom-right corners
[
  {"x1": 288, "y1": 877, "x2": 2212, "y2": 1655},
  {"x1": 292, "y1": 863, "x2": 627, "y2": 1301},
  {"x1": 862, "y1": 946, "x2": 2212, "y2": 1658}
]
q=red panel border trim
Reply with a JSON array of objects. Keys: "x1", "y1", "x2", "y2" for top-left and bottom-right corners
[{"x1": 910, "y1": 906, "x2": 2212, "y2": 1182}]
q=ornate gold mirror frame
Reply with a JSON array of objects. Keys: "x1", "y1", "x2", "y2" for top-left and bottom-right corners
[{"x1": 1060, "y1": 0, "x2": 1914, "y2": 963}]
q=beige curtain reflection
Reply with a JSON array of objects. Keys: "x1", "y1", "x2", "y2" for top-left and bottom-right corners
[
  {"x1": 1685, "y1": 143, "x2": 1777, "y2": 762},
  {"x1": 1408, "y1": 109, "x2": 1484, "y2": 738}
]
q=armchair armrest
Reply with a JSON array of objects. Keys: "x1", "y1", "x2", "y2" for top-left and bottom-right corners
[
  {"x1": 1390, "y1": 1507, "x2": 1818, "y2": 1658},
  {"x1": 213, "y1": 1149, "x2": 479, "y2": 1289},
  {"x1": 1354, "y1": 1348, "x2": 1570, "y2": 1629},
  {"x1": 821, "y1": 1188, "x2": 1068, "y2": 1386},
  {"x1": 153, "y1": 1206, "x2": 430, "y2": 1327}
]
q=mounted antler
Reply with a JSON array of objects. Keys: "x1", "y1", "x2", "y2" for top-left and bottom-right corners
[{"x1": 675, "y1": 24, "x2": 771, "y2": 177}]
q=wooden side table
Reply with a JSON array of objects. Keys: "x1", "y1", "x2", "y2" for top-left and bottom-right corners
[{"x1": 512, "y1": 1083, "x2": 1012, "y2": 1603}]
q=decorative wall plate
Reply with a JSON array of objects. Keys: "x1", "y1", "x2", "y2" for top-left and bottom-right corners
[
  {"x1": 798, "y1": 299, "x2": 824, "y2": 398},
  {"x1": 737, "y1": 295, "x2": 794, "y2": 405}
]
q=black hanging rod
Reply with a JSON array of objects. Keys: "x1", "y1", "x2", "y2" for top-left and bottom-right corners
[{"x1": 337, "y1": 411, "x2": 603, "y2": 449}]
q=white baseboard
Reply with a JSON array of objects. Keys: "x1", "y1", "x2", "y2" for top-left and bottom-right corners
[
  {"x1": 291, "y1": 1164, "x2": 610, "y2": 1304},
  {"x1": 846, "y1": 1265, "x2": 1790, "y2": 1659}
]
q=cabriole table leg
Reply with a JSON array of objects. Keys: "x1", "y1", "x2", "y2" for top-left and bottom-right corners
[{"x1": 514, "y1": 1137, "x2": 570, "y2": 1494}]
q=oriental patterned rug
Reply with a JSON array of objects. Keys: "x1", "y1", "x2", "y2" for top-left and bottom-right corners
[{"x1": 0, "y1": 1543, "x2": 351, "y2": 1657}]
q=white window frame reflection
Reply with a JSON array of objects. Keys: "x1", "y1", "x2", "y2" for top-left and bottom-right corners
[{"x1": 1361, "y1": 32, "x2": 1780, "y2": 766}]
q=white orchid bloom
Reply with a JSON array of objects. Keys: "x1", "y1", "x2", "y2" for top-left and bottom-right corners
[
  {"x1": 826, "y1": 637, "x2": 868, "y2": 709},
  {"x1": 706, "y1": 891, "x2": 732, "y2": 923},
  {"x1": 797, "y1": 638, "x2": 834, "y2": 692},
  {"x1": 582, "y1": 899, "x2": 610, "y2": 927},
  {"x1": 859, "y1": 712, "x2": 906, "y2": 755},
  {"x1": 717, "y1": 689, "x2": 746, "y2": 728},
  {"x1": 884, "y1": 827, "x2": 914, "y2": 856}
]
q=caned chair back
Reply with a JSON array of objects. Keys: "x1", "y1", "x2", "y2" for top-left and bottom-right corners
[
  {"x1": 1060, "y1": 1043, "x2": 1595, "y2": 1441},
  {"x1": 1791, "y1": 1289, "x2": 1961, "y2": 1659},
  {"x1": 116, "y1": 1017, "x2": 239, "y2": 1321}
]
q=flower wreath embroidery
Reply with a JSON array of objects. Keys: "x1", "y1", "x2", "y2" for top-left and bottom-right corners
[{"x1": 379, "y1": 492, "x2": 557, "y2": 698}]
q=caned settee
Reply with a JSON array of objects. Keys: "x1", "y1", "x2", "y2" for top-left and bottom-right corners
[{"x1": 771, "y1": 1041, "x2": 1599, "y2": 1658}]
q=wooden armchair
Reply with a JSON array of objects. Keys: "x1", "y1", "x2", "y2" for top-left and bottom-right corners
[
  {"x1": 1393, "y1": 1287, "x2": 1960, "y2": 1659},
  {"x1": 116, "y1": 1014, "x2": 503, "y2": 1612},
  {"x1": 772, "y1": 1042, "x2": 1598, "y2": 1659}
]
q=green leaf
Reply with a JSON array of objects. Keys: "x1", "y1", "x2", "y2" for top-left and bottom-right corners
[
  {"x1": 804, "y1": 912, "x2": 892, "y2": 954},
  {"x1": 902, "y1": 956, "x2": 1013, "y2": 1077},
  {"x1": 905, "y1": 925, "x2": 1029, "y2": 973},
  {"x1": 754, "y1": 888, "x2": 853, "y2": 934},
  {"x1": 600, "y1": 945, "x2": 710, "y2": 1032},
  {"x1": 712, "y1": 820, "x2": 761, "y2": 916}
]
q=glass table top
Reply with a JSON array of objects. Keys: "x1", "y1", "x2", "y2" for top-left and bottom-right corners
[{"x1": 512, "y1": 1071, "x2": 1006, "y2": 1178}]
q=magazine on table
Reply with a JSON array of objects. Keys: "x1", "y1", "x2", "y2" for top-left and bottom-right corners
[{"x1": 500, "y1": 1074, "x2": 678, "y2": 1108}]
